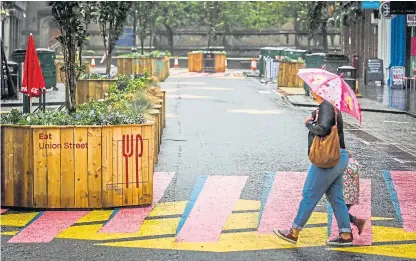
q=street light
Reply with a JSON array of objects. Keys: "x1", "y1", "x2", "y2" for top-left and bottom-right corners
[{"x1": 1, "y1": 6, "x2": 10, "y2": 40}]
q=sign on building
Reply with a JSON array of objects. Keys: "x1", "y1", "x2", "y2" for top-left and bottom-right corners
[
  {"x1": 390, "y1": 66, "x2": 405, "y2": 88},
  {"x1": 365, "y1": 59, "x2": 384, "y2": 85},
  {"x1": 390, "y1": 2, "x2": 416, "y2": 15},
  {"x1": 407, "y1": 14, "x2": 416, "y2": 27}
]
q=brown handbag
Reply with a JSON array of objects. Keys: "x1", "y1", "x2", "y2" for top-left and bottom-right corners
[{"x1": 308, "y1": 108, "x2": 341, "y2": 168}]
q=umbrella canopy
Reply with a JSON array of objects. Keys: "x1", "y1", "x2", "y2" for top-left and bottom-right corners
[
  {"x1": 297, "y1": 69, "x2": 362, "y2": 124},
  {"x1": 297, "y1": 68, "x2": 339, "y2": 91},
  {"x1": 20, "y1": 34, "x2": 45, "y2": 97}
]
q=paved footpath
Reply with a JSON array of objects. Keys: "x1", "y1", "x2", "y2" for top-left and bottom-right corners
[{"x1": 1, "y1": 69, "x2": 416, "y2": 261}]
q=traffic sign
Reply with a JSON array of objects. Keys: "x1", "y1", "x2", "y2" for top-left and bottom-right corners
[{"x1": 380, "y1": 2, "x2": 391, "y2": 17}]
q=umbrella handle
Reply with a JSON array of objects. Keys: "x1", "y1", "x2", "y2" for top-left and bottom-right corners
[{"x1": 339, "y1": 73, "x2": 344, "y2": 78}]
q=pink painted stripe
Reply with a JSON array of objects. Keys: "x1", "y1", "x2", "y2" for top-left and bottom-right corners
[
  {"x1": 8, "y1": 211, "x2": 88, "y2": 243},
  {"x1": 176, "y1": 176, "x2": 248, "y2": 242},
  {"x1": 99, "y1": 172, "x2": 175, "y2": 233},
  {"x1": 330, "y1": 179, "x2": 372, "y2": 246},
  {"x1": 258, "y1": 172, "x2": 307, "y2": 233},
  {"x1": 1, "y1": 209, "x2": 8, "y2": 214},
  {"x1": 390, "y1": 171, "x2": 416, "y2": 232}
]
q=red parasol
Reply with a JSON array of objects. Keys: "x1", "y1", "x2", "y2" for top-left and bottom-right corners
[{"x1": 20, "y1": 34, "x2": 45, "y2": 97}]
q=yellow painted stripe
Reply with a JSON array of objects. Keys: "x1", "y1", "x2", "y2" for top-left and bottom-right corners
[
  {"x1": 224, "y1": 212, "x2": 259, "y2": 230},
  {"x1": 75, "y1": 210, "x2": 113, "y2": 224},
  {"x1": 372, "y1": 226, "x2": 416, "y2": 243},
  {"x1": 372, "y1": 217, "x2": 394, "y2": 221},
  {"x1": 0, "y1": 212, "x2": 38, "y2": 227},
  {"x1": 0, "y1": 231, "x2": 18, "y2": 236},
  {"x1": 148, "y1": 201, "x2": 187, "y2": 217},
  {"x1": 333, "y1": 244, "x2": 416, "y2": 259},
  {"x1": 57, "y1": 218, "x2": 180, "y2": 241},
  {"x1": 97, "y1": 227, "x2": 327, "y2": 252},
  {"x1": 233, "y1": 200, "x2": 261, "y2": 211}
]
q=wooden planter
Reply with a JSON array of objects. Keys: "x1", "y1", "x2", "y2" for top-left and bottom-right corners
[
  {"x1": 188, "y1": 53, "x2": 203, "y2": 72},
  {"x1": 278, "y1": 62, "x2": 305, "y2": 88},
  {"x1": 156, "y1": 91, "x2": 166, "y2": 129},
  {"x1": 149, "y1": 110, "x2": 160, "y2": 165},
  {"x1": 188, "y1": 53, "x2": 226, "y2": 73},
  {"x1": 1, "y1": 124, "x2": 154, "y2": 209},
  {"x1": 117, "y1": 57, "x2": 152, "y2": 76},
  {"x1": 76, "y1": 79, "x2": 117, "y2": 105},
  {"x1": 151, "y1": 57, "x2": 170, "y2": 81},
  {"x1": 215, "y1": 54, "x2": 226, "y2": 73}
]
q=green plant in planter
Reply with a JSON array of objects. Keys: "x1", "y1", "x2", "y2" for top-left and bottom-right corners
[{"x1": 1, "y1": 75, "x2": 154, "y2": 126}]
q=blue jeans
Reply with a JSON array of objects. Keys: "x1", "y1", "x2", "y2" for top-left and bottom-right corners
[{"x1": 293, "y1": 149, "x2": 351, "y2": 233}]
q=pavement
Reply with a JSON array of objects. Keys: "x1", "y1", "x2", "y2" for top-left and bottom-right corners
[{"x1": 1, "y1": 69, "x2": 416, "y2": 260}]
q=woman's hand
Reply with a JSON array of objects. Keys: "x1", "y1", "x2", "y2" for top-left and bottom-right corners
[{"x1": 304, "y1": 116, "x2": 314, "y2": 124}]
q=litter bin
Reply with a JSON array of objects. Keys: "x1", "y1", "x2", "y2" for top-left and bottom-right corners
[
  {"x1": 203, "y1": 52, "x2": 215, "y2": 73},
  {"x1": 7, "y1": 61, "x2": 19, "y2": 90},
  {"x1": 12, "y1": 48, "x2": 57, "y2": 89},
  {"x1": 337, "y1": 66, "x2": 357, "y2": 93},
  {"x1": 259, "y1": 47, "x2": 285, "y2": 76},
  {"x1": 36, "y1": 48, "x2": 56, "y2": 89}
]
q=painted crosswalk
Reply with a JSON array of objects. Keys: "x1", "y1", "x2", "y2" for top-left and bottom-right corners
[
  {"x1": 1, "y1": 171, "x2": 416, "y2": 258},
  {"x1": 383, "y1": 171, "x2": 416, "y2": 232}
]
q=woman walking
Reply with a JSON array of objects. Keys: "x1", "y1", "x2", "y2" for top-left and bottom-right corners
[{"x1": 274, "y1": 91, "x2": 353, "y2": 246}]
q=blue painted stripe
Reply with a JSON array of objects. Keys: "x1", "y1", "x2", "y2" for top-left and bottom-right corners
[
  {"x1": 382, "y1": 170, "x2": 403, "y2": 225},
  {"x1": 102, "y1": 208, "x2": 120, "y2": 226},
  {"x1": 257, "y1": 172, "x2": 276, "y2": 228},
  {"x1": 326, "y1": 202, "x2": 333, "y2": 237},
  {"x1": 15, "y1": 211, "x2": 44, "y2": 235},
  {"x1": 176, "y1": 175, "x2": 208, "y2": 234}
]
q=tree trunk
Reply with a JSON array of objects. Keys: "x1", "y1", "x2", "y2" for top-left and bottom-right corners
[
  {"x1": 140, "y1": 34, "x2": 145, "y2": 54},
  {"x1": 133, "y1": 12, "x2": 137, "y2": 47},
  {"x1": 65, "y1": 36, "x2": 77, "y2": 113},
  {"x1": 167, "y1": 29, "x2": 174, "y2": 55},
  {"x1": 106, "y1": 52, "x2": 112, "y2": 75},
  {"x1": 207, "y1": 32, "x2": 211, "y2": 50},
  {"x1": 149, "y1": 22, "x2": 153, "y2": 52},
  {"x1": 321, "y1": 22, "x2": 328, "y2": 53}
]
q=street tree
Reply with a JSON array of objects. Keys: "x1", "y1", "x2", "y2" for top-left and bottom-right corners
[
  {"x1": 49, "y1": 1, "x2": 97, "y2": 113},
  {"x1": 98, "y1": 1, "x2": 132, "y2": 74},
  {"x1": 156, "y1": 2, "x2": 198, "y2": 55},
  {"x1": 131, "y1": 1, "x2": 157, "y2": 54}
]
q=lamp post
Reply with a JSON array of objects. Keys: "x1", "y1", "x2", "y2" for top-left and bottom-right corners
[{"x1": 1, "y1": 5, "x2": 10, "y2": 41}]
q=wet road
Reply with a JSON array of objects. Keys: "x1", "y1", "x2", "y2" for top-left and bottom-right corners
[{"x1": 1, "y1": 70, "x2": 416, "y2": 260}]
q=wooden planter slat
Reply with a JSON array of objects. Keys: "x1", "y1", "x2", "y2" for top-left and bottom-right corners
[
  {"x1": 1, "y1": 124, "x2": 154, "y2": 209},
  {"x1": 278, "y1": 62, "x2": 305, "y2": 88},
  {"x1": 76, "y1": 79, "x2": 117, "y2": 105},
  {"x1": 149, "y1": 110, "x2": 160, "y2": 165},
  {"x1": 215, "y1": 54, "x2": 226, "y2": 73},
  {"x1": 60, "y1": 128, "x2": 75, "y2": 208}
]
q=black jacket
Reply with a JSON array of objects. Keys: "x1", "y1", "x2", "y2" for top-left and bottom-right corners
[{"x1": 306, "y1": 100, "x2": 346, "y2": 155}]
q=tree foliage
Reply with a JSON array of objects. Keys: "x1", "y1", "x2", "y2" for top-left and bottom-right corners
[
  {"x1": 49, "y1": 1, "x2": 98, "y2": 113},
  {"x1": 98, "y1": 1, "x2": 132, "y2": 74},
  {"x1": 155, "y1": 2, "x2": 199, "y2": 54},
  {"x1": 131, "y1": 1, "x2": 157, "y2": 54}
]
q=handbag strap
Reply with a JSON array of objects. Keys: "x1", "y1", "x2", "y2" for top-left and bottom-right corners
[{"x1": 334, "y1": 107, "x2": 338, "y2": 127}]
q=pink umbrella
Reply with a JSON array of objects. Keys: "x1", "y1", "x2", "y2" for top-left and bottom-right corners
[
  {"x1": 297, "y1": 69, "x2": 362, "y2": 125},
  {"x1": 297, "y1": 68, "x2": 339, "y2": 90}
]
